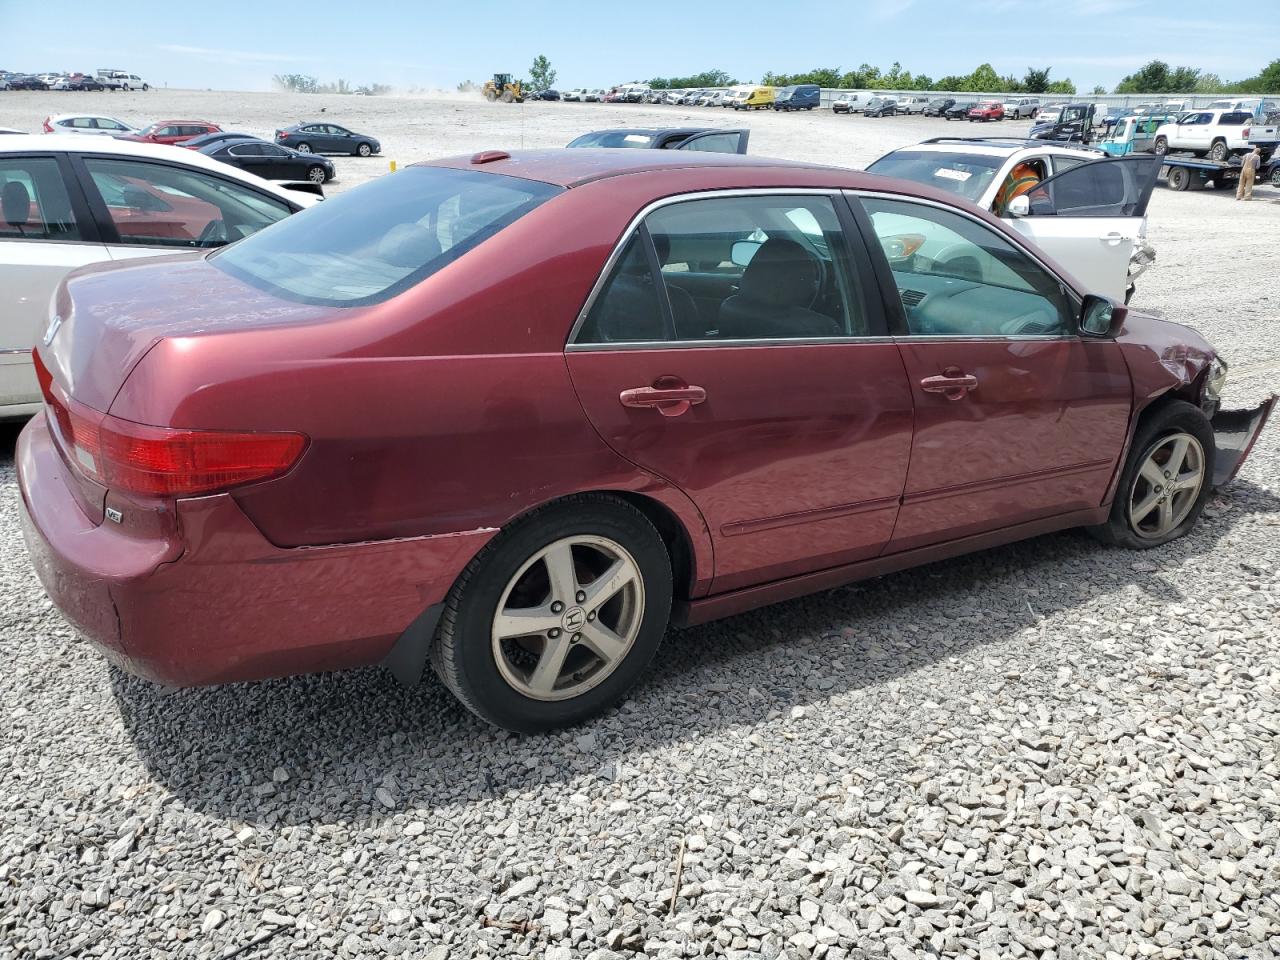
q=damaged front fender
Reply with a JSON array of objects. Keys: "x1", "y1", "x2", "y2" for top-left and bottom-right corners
[{"x1": 1211, "y1": 395, "x2": 1276, "y2": 488}]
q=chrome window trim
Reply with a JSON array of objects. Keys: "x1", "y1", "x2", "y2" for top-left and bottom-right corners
[
  {"x1": 568, "y1": 335, "x2": 899, "y2": 352},
  {"x1": 566, "y1": 187, "x2": 855, "y2": 348},
  {"x1": 848, "y1": 188, "x2": 1085, "y2": 339}
]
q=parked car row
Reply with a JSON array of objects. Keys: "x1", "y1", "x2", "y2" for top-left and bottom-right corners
[{"x1": 1, "y1": 69, "x2": 149, "y2": 91}]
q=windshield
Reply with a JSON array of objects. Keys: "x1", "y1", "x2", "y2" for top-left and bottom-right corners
[
  {"x1": 213, "y1": 166, "x2": 561, "y2": 307},
  {"x1": 866, "y1": 151, "x2": 1004, "y2": 203},
  {"x1": 136, "y1": 123, "x2": 159, "y2": 137},
  {"x1": 567, "y1": 130, "x2": 656, "y2": 148}
]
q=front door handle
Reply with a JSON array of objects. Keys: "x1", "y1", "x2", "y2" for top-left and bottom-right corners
[
  {"x1": 920, "y1": 372, "x2": 978, "y2": 401},
  {"x1": 619, "y1": 378, "x2": 707, "y2": 418},
  {"x1": 1101, "y1": 232, "x2": 1125, "y2": 245}
]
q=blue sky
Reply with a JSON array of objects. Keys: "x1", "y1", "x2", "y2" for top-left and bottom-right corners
[{"x1": 0, "y1": 0, "x2": 1270, "y2": 92}]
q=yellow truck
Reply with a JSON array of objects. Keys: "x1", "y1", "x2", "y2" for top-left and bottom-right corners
[{"x1": 731, "y1": 86, "x2": 776, "y2": 111}]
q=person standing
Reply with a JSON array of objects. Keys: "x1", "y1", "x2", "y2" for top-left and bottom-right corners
[{"x1": 1237, "y1": 146, "x2": 1262, "y2": 201}]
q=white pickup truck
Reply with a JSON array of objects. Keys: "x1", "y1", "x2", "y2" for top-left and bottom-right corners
[
  {"x1": 1152, "y1": 109, "x2": 1253, "y2": 161},
  {"x1": 95, "y1": 69, "x2": 149, "y2": 91}
]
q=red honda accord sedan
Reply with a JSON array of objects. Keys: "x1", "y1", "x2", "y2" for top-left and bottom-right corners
[{"x1": 17, "y1": 149, "x2": 1273, "y2": 731}]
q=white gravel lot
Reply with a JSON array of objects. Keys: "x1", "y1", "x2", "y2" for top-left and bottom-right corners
[{"x1": 1, "y1": 90, "x2": 1278, "y2": 960}]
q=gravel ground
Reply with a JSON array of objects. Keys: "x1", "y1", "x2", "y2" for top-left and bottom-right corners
[{"x1": 1, "y1": 90, "x2": 1279, "y2": 960}]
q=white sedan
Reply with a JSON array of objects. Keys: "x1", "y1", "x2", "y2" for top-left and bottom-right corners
[
  {"x1": 0, "y1": 135, "x2": 321, "y2": 420},
  {"x1": 42, "y1": 114, "x2": 137, "y2": 136}
]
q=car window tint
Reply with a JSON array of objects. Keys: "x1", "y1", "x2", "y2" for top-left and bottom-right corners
[
  {"x1": 866, "y1": 150, "x2": 1003, "y2": 204},
  {"x1": 84, "y1": 158, "x2": 293, "y2": 249},
  {"x1": 213, "y1": 165, "x2": 560, "y2": 307},
  {"x1": 861, "y1": 197, "x2": 1072, "y2": 338},
  {"x1": 0, "y1": 157, "x2": 82, "y2": 241},
  {"x1": 646, "y1": 194, "x2": 864, "y2": 341},
  {"x1": 676, "y1": 132, "x2": 742, "y2": 154},
  {"x1": 229, "y1": 143, "x2": 263, "y2": 157},
  {"x1": 577, "y1": 232, "x2": 668, "y2": 343},
  {"x1": 70, "y1": 117, "x2": 96, "y2": 129}
]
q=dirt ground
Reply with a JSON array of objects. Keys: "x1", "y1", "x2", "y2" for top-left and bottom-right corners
[{"x1": 3, "y1": 87, "x2": 1278, "y2": 370}]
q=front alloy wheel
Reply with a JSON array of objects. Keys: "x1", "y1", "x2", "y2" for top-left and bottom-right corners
[
  {"x1": 307, "y1": 165, "x2": 326, "y2": 183},
  {"x1": 1128, "y1": 433, "x2": 1205, "y2": 540}
]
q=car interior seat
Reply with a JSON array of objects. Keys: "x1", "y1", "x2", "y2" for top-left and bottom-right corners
[
  {"x1": 650, "y1": 232, "x2": 708, "y2": 339},
  {"x1": 2, "y1": 180, "x2": 32, "y2": 235},
  {"x1": 718, "y1": 237, "x2": 838, "y2": 339}
]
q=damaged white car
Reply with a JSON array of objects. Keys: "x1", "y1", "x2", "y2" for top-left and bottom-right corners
[{"x1": 867, "y1": 138, "x2": 1157, "y2": 303}]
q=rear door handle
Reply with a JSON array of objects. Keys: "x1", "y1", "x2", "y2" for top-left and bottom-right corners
[
  {"x1": 1102, "y1": 232, "x2": 1125, "y2": 244},
  {"x1": 619, "y1": 379, "x2": 707, "y2": 418},
  {"x1": 920, "y1": 373, "x2": 978, "y2": 400}
]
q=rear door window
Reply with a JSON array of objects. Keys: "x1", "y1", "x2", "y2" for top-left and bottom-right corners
[{"x1": 0, "y1": 156, "x2": 83, "y2": 241}]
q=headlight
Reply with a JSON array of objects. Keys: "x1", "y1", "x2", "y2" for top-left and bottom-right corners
[{"x1": 1205, "y1": 356, "x2": 1228, "y2": 402}]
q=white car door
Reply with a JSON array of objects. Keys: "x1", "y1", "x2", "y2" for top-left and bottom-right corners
[
  {"x1": 0, "y1": 153, "x2": 109, "y2": 414},
  {"x1": 1004, "y1": 155, "x2": 1160, "y2": 302}
]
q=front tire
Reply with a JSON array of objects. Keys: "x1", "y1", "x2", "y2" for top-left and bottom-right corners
[
  {"x1": 430, "y1": 496, "x2": 673, "y2": 732},
  {"x1": 1153, "y1": 136, "x2": 1169, "y2": 156},
  {"x1": 356, "y1": 142, "x2": 372, "y2": 157},
  {"x1": 307, "y1": 165, "x2": 326, "y2": 183},
  {"x1": 1089, "y1": 400, "x2": 1214, "y2": 550}
]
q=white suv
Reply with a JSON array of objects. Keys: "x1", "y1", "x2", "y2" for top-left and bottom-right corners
[
  {"x1": 867, "y1": 138, "x2": 1159, "y2": 303},
  {"x1": 0, "y1": 136, "x2": 321, "y2": 420}
]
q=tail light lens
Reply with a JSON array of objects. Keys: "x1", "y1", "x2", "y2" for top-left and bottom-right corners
[{"x1": 37, "y1": 356, "x2": 305, "y2": 498}]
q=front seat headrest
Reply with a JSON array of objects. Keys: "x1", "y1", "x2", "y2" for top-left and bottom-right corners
[{"x1": 2, "y1": 180, "x2": 31, "y2": 227}]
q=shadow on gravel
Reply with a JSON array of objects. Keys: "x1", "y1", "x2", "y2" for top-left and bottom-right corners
[
  {"x1": 103, "y1": 477, "x2": 1280, "y2": 826},
  {"x1": 0, "y1": 421, "x2": 22, "y2": 463}
]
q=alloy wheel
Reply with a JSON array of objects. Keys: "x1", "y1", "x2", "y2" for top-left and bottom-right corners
[
  {"x1": 1128, "y1": 432, "x2": 1205, "y2": 540},
  {"x1": 491, "y1": 535, "x2": 644, "y2": 701},
  {"x1": 308, "y1": 166, "x2": 326, "y2": 183},
  {"x1": 358, "y1": 143, "x2": 372, "y2": 157},
  {"x1": 296, "y1": 142, "x2": 312, "y2": 153}
]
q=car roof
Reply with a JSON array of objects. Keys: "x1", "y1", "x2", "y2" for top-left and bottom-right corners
[
  {"x1": 48, "y1": 113, "x2": 130, "y2": 122},
  {"x1": 0, "y1": 134, "x2": 319, "y2": 204},
  {"x1": 427, "y1": 148, "x2": 860, "y2": 188},
  {"x1": 889, "y1": 140, "x2": 1101, "y2": 159}
]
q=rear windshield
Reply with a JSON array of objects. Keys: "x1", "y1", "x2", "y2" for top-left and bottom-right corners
[
  {"x1": 212, "y1": 166, "x2": 560, "y2": 307},
  {"x1": 866, "y1": 150, "x2": 1003, "y2": 203}
]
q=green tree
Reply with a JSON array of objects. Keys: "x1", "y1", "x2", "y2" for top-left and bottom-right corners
[
  {"x1": 936, "y1": 75, "x2": 967, "y2": 92},
  {"x1": 1243, "y1": 58, "x2": 1280, "y2": 92},
  {"x1": 1114, "y1": 60, "x2": 1200, "y2": 94},
  {"x1": 273, "y1": 74, "x2": 319, "y2": 94},
  {"x1": 528, "y1": 54, "x2": 557, "y2": 93},
  {"x1": 966, "y1": 63, "x2": 1004, "y2": 92},
  {"x1": 1022, "y1": 67, "x2": 1052, "y2": 94},
  {"x1": 648, "y1": 68, "x2": 735, "y2": 90},
  {"x1": 1046, "y1": 78, "x2": 1077, "y2": 95},
  {"x1": 1091, "y1": 84, "x2": 1107, "y2": 95}
]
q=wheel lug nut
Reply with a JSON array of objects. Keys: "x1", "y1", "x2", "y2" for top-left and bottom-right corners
[
  {"x1": 587, "y1": 612, "x2": 596, "y2": 621},
  {"x1": 548, "y1": 628, "x2": 561, "y2": 639},
  {"x1": 571, "y1": 633, "x2": 581, "y2": 643},
  {"x1": 575, "y1": 591, "x2": 586, "y2": 603},
  {"x1": 551, "y1": 601, "x2": 564, "y2": 614}
]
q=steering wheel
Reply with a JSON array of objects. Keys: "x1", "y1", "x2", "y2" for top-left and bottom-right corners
[{"x1": 196, "y1": 218, "x2": 228, "y2": 247}]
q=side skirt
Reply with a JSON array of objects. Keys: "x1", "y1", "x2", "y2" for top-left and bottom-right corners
[{"x1": 673, "y1": 506, "x2": 1109, "y2": 627}]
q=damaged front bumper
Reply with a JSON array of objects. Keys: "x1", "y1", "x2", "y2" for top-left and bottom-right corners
[{"x1": 1211, "y1": 395, "x2": 1275, "y2": 488}]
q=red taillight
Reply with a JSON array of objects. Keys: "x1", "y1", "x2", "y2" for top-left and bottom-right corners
[
  {"x1": 43, "y1": 384, "x2": 305, "y2": 497},
  {"x1": 278, "y1": 131, "x2": 289, "y2": 139}
]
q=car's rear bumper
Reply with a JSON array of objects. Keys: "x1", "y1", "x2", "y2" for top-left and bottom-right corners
[
  {"x1": 1211, "y1": 395, "x2": 1275, "y2": 487},
  {"x1": 17, "y1": 413, "x2": 495, "y2": 687}
]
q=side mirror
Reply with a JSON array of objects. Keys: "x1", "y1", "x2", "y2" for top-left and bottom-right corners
[
  {"x1": 730, "y1": 240, "x2": 762, "y2": 267},
  {"x1": 1081, "y1": 295, "x2": 1127, "y2": 338},
  {"x1": 1006, "y1": 195, "x2": 1030, "y2": 217}
]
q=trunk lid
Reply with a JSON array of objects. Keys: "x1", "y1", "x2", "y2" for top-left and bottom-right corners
[{"x1": 42, "y1": 253, "x2": 334, "y2": 414}]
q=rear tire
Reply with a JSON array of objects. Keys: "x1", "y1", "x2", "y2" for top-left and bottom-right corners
[
  {"x1": 295, "y1": 142, "x2": 313, "y2": 153},
  {"x1": 1208, "y1": 139, "x2": 1228, "y2": 162},
  {"x1": 1168, "y1": 166, "x2": 1192, "y2": 191},
  {"x1": 430, "y1": 495, "x2": 673, "y2": 732},
  {"x1": 1088, "y1": 400, "x2": 1214, "y2": 550}
]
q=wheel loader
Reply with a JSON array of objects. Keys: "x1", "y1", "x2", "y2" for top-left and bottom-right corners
[{"x1": 483, "y1": 74, "x2": 523, "y2": 103}]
